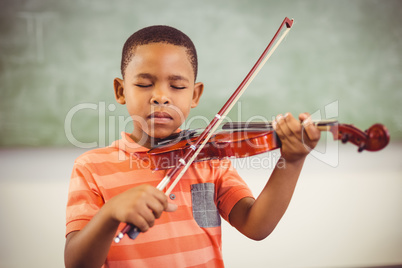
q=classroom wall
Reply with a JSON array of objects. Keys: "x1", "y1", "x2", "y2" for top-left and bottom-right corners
[{"x1": 0, "y1": 0, "x2": 401, "y2": 147}]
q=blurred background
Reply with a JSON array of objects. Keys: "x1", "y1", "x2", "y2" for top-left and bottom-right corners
[{"x1": 0, "y1": 0, "x2": 401, "y2": 267}]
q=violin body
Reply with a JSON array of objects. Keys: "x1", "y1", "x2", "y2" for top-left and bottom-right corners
[{"x1": 149, "y1": 129, "x2": 281, "y2": 170}]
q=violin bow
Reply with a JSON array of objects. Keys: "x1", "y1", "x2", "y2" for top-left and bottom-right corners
[{"x1": 115, "y1": 17, "x2": 294, "y2": 243}]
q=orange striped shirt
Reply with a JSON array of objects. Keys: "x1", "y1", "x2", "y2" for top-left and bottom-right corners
[{"x1": 66, "y1": 132, "x2": 254, "y2": 267}]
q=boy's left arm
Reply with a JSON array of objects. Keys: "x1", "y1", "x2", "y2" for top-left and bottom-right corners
[{"x1": 229, "y1": 112, "x2": 321, "y2": 241}]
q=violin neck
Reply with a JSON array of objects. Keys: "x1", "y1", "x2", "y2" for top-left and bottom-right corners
[
  {"x1": 222, "y1": 119, "x2": 338, "y2": 131},
  {"x1": 222, "y1": 120, "x2": 389, "y2": 152},
  {"x1": 312, "y1": 120, "x2": 339, "y2": 132}
]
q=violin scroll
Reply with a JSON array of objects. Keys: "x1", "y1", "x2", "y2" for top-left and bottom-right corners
[
  {"x1": 363, "y1": 123, "x2": 390, "y2": 152},
  {"x1": 334, "y1": 123, "x2": 390, "y2": 152}
]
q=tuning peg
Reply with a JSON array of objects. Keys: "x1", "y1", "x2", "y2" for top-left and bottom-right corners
[
  {"x1": 341, "y1": 133, "x2": 349, "y2": 143},
  {"x1": 358, "y1": 142, "x2": 366, "y2": 152}
]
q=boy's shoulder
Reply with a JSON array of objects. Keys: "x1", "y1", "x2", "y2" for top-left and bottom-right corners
[
  {"x1": 73, "y1": 133, "x2": 147, "y2": 167},
  {"x1": 74, "y1": 132, "x2": 142, "y2": 163},
  {"x1": 74, "y1": 146, "x2": 120, "y2": 166}
]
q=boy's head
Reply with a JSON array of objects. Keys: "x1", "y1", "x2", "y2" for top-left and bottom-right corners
[
  {"x1": 114, "y1": 25, "x2": 204, "y2": 148},
  {"x1": 120, "y1": 25, "x2": 198, "y2": 81}
]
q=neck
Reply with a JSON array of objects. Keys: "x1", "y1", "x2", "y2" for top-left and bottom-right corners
[{"x1": 129, "y1": 131, "x2": 153, "y2": 149}]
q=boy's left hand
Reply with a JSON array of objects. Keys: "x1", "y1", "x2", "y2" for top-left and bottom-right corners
[{"x1": 273, "y1": 112, "x2": 321, "y2": 163}]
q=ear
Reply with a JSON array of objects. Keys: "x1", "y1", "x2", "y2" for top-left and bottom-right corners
[
  {"x1": 113, "y1": 78, "x2": 126, "y2": 104},
  {"x1": 191, "y1": 82, "x2": 204, "y2": 108}
]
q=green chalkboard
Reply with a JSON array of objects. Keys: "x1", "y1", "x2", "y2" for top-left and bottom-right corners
[{"x1": 1, "y1": 0, "x2": 401, "y2": 147}]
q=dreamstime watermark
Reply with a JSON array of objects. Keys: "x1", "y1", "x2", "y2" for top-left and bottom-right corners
[{"x1": 64, "y1": 100, "x2": 340, "y2": 167}]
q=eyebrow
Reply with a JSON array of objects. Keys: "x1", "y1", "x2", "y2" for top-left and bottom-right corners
[
  {"x1": 134, "y1": 73, "x2": 156, "y2": 80},
  {"x1": 134, "y1": 73, "x2": 190, "y2": 83},
  {"x1": 168, "y1": 75, "x2": 189, "y2": 83}
]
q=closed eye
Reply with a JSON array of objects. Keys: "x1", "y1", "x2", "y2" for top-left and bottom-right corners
[
  {"x1": 135, "y1": 84, "x2": 152, "y2": 88},
  {"x1": 171, "y1": 85, "x2": 186, "y2": 90}
]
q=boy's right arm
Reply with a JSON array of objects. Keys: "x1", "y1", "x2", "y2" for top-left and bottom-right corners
[{"x1": 64, "y1": 184, "x2": 177, "y2": 268}]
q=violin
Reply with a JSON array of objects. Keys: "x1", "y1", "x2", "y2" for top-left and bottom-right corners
[{"x1": 147, "y1": 120, "x2": 390, "y2": 170}]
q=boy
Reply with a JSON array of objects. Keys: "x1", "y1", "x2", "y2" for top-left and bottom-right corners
[{"x1": 65, "y1": 25, "x2": 320, "y2": 267}]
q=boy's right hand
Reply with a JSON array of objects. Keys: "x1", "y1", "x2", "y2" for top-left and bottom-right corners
[
  {"x1": 105, "y1": 184, "x2": 177, "y2": 232},
  {"x1": 64, "y1": 184, "x2": 177, "y2": 268}
]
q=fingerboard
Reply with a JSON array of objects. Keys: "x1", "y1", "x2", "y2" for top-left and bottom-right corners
[{"x1": 222, "y1": 119, "x2": 338, "y2": 130}]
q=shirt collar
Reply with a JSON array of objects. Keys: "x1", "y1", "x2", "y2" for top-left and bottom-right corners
[{"x1": 110, "y1": 132, "x2": 149, "y2": 154}]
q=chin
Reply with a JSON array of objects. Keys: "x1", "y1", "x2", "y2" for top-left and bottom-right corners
[{"x1": 148, "y1": 126, "x2": 177, "y2": 139}]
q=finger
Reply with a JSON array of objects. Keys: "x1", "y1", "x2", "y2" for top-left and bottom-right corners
[
  {"x1": 298, "y1": 112, "x2": 310, "y2": 122},
  {"x1": 284, "y1": 113, "x2": 303, "y2": 141},
  {"x1": 301, "y1": 116, "x2": 321, "y2": 142},
  {"x1": 131, "y1": 209, "x2": 154, "y2": 232},
  {"x1": 146, "y1": 197, "x2": 166, "y2": 219},
  {"x1": 151, "y1": 188, "x2": 169, "y2": 210},
  {"x1": 277, "y1": 113, "x2": 303, "y2": 149},
  {"x1": 299, "y1": 113, "x2": 321, "y2": 141},
  {"x1": 166, "y1": 202, "x2": 178, "y2": 212},
  {"x1": 273, "y1": 114, "x2": 288, "y2": 141}
]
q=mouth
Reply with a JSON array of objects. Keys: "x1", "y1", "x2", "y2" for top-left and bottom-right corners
[{"x1": 148, "y1": 111, "x2": 173, "y2": 124}]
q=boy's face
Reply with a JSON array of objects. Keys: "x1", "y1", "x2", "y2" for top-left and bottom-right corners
[{"x1": 114, "y1": 43, "x2": 203, "y2": 147}]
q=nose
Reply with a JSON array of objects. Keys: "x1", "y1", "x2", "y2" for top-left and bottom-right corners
[{"x1": 150, "y1": 86, "x2": 171, "y2": 105}]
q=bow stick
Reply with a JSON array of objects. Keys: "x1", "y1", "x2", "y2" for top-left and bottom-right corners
[{"x1": 114, "y1": 17, "x2": 294, "y2": 243}]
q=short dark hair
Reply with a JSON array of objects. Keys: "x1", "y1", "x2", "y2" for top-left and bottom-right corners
[{"x1": 120, "y1": 25, "x2": 198, "y2": 81}]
